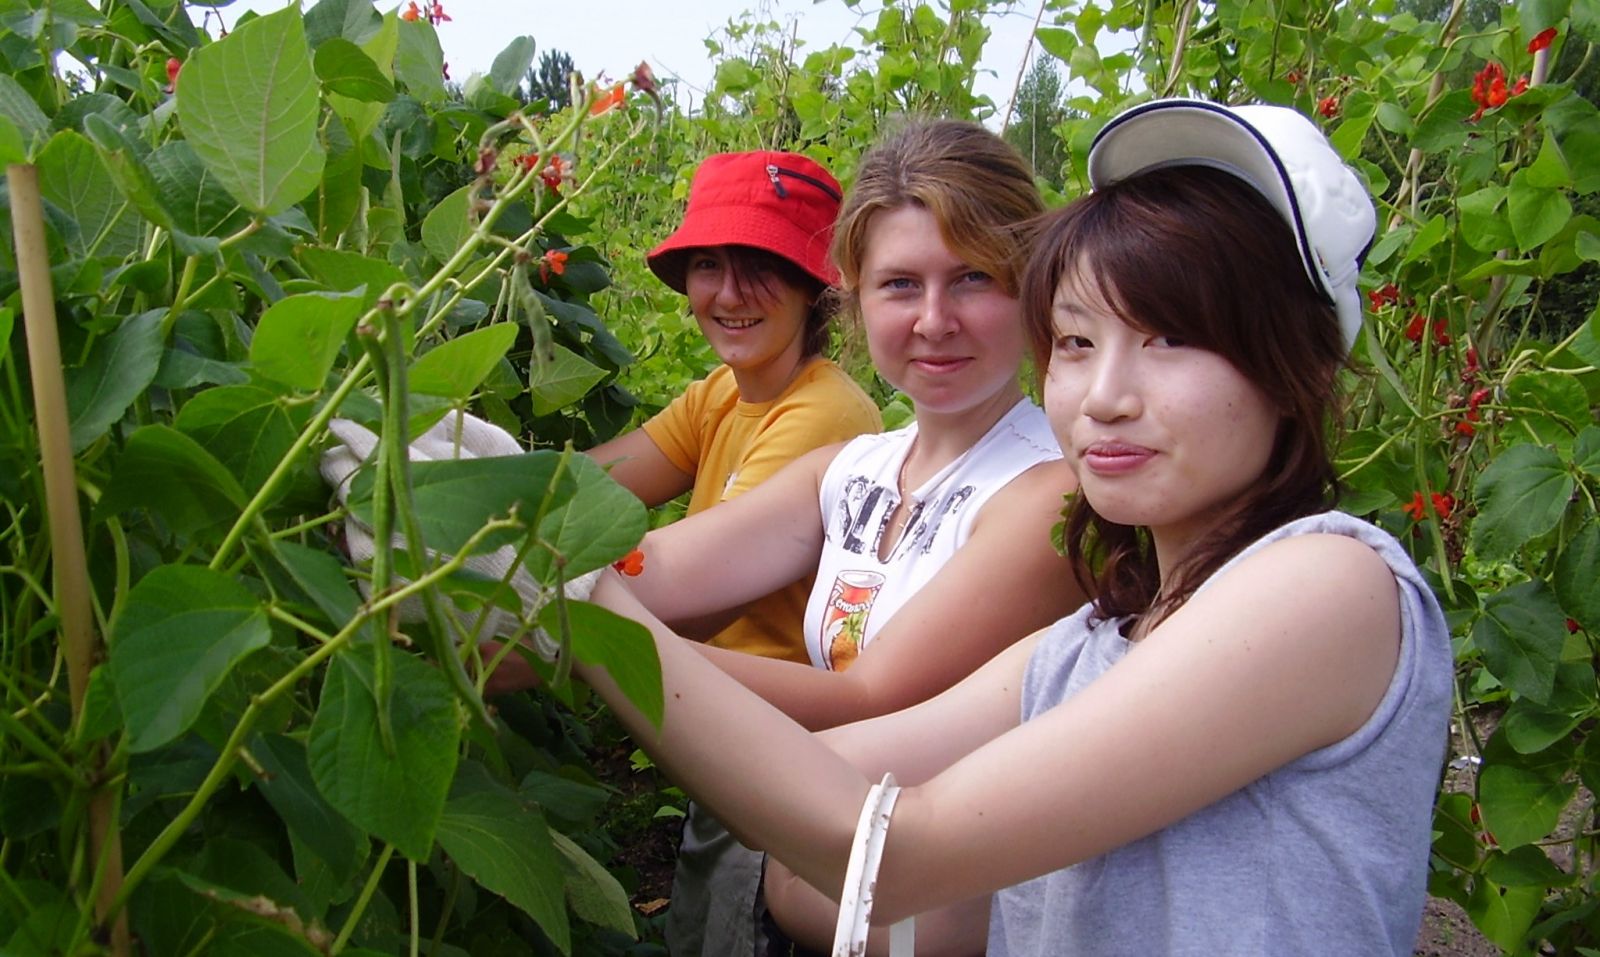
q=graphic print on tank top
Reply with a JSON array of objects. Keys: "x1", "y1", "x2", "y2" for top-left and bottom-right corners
[{"x1": 816, "y1": 475, "x2": 976, "y2": 670}]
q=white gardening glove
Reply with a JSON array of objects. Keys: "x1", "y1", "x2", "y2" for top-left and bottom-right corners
[{"x1": 319, "y1": 408, "x2": 599, "y2": 661}]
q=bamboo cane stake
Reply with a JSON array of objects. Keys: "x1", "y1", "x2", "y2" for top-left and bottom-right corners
[{"x1": 7, "y1": 163, "x2": 130, "y2": 956}]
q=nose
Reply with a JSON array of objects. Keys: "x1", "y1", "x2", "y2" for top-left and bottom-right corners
[
  {"x1": 912, "y1": 287, "x2": 957, "y2": 339},
  {"x1": 713, "y1": 266, "x2": 746, "y2": 309},
  {"x1": 1079, "y1": 350, "x2": 1142, "y2": 423}
]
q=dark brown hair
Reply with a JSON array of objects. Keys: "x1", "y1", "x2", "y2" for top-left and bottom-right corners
[{"x1": 1021, "y1": 165, "x2": 1346, "y2": 627}]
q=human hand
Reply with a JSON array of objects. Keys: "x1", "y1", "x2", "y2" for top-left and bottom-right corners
[{"x1": 319, "y1": 409, "x2": 598, "y2": 661}]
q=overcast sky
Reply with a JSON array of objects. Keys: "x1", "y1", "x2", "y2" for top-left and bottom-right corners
[{"x1": 222, "y1": 0, "x2": 1055, "y2": 121}]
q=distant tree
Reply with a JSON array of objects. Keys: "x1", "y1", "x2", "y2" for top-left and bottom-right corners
[
  {"x1": 1003, "y1": 57, "x2": 1070, "y2": 188},
  {"x1": 524, "y1": 49, "x2": 575, "y2": 109}
]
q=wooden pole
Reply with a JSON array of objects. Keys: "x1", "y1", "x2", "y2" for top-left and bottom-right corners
[{"x1": 7, "y1": 163, "x2": 131, "y2": 956}]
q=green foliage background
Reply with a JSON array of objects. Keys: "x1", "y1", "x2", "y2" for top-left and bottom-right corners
[{"x1": 0, "y1": 0, "x2": 1596, "y2": 954}]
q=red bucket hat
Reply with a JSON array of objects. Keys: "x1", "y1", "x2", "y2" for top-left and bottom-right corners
[{"x1": 646, "y1": 150, "x2": 843, "y2": 294}]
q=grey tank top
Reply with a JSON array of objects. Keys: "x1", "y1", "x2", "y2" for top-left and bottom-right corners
[{"x1": 989, "y1": 512, "x2": 1452, "y2": 957}]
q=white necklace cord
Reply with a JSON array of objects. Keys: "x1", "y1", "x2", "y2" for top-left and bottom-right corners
[{"x1": 832, "y1": 773, "x2": 915, "y2": 956}]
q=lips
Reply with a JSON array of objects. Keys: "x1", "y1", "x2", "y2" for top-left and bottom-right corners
[
  {"x1": 715, "y1": 317, "x2": 762, "y2": 330},
  {"x1": 909, "y1": 355, "x2": 971, "y2": 373},
  {"x1": 1081, "y1": 439, "x2": 1155, "y2": 475}
]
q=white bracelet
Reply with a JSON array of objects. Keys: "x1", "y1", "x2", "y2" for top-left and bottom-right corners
[{"x1": 831, "y1": 773, "x2": 915, "y2": 956}]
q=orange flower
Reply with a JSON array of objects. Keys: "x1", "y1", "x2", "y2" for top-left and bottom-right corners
[
  {"x1": 613, "y1": 549, "x2": 645, "y2": 576},
  {"x1": 589, "y1": 82, "x2": 626, "y2": 116},
  {"x1": 401, "y1": 0, "x2": 421, "y2": 20},
  {"x1": 1403, "y1": 492, "x2": 1427, "y2": 521},
  {"x1": 538, "y1": 249, "x2": 568, "y2": 284},
  {"x1": 1528, "y1": 27, "x2": 1557, "y2": 53},
  {"x1": 1430, "y1": 492, "x2": 1455, "y2": 521}
]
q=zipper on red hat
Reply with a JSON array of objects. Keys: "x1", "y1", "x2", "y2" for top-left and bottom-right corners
[{"x1": 766, "y1": 164, "x2": 842, "y2": 202}]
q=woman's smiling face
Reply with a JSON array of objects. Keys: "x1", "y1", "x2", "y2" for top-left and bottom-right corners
[
  {"x1": 683, "y1": 246, "x2": 812, "y2": 397},
  {"x1": 1043, "y1": 268, "x2": 1282, "y2": 556},
  {"x1": 856, "y1": 205, "x2": 1027, "y2": 417}
]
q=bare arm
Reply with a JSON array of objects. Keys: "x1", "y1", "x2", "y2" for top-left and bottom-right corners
[
  {"x1": 586, "y1": 429, "x2": 693, "y2": 508},
  {"x1": 762, "y1": 635, "x2": 1047, "y2": 954},
  {"x1": 691, "y1": 459, "x2": 1084, "y2": 729},
  {"x1": 616, "y1": 443, "x2": 840, "y2": 624},
  {"x1": 580, "y1": 533, "x2": 1402, "y2": 924}
]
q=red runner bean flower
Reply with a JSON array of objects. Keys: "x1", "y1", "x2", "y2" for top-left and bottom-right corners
[
  {"x1": 427, "y1": 1, "x2": 450, "y2": 24},
  {"x1": 539, "y1": 249, "x2": 568, "y2": 284},
  {"x1": 1403, "y1": 314, "x2": 1449, "y2": 347},
  {"x1": 1404, "y1": 491, "x2": 1455, "y2": 521},
  {"x1": 1368, "y1": 283, "x2": 1400, "y2": 310},
  {"x1": 540, "y1": 155, "x2": 571, "y2": 193},
  {"x1": 165, "y1": 57, "x2": 181, "y2": 93},
  {"x1": 613, "y1": 549, "x2": 645, "y2": 576},
  {"x1": 1470, "y1": 62, "x2": 1509, "y2": 121},
  {"x1": 1317, "y1": 95, "x2": 1339, "y2": 118}
]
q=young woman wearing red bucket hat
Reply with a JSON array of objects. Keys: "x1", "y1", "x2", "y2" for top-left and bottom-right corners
[
  {"x1": 569, "y1": 100, "x2": 1450, "y2": 956},
  {"x1": 587, "y1": 151, "x2": 882, "y2": 666}
]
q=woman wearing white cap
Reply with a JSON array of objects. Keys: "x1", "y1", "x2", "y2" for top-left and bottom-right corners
[{"x1": 575, "y1": 99, "x2": 1451, "y2": 956}]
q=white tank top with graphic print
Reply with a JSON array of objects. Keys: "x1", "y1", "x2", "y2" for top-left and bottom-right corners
[{"x1": 803, "y1": 398, "x2": 1061, "y2": 671}]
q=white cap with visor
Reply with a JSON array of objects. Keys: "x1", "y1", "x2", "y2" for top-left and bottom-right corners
[{"x1": 1087, "y1": 98, "x2": 1378, "y2": 352}]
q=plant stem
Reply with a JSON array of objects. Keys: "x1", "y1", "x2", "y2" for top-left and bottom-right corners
[
  {"x1": 115, "y1": 517, "x2": 521, "y2": 912},
  {"x1": 331, "y1": 843, "x2": 396, "y2": 955},
  {"x1": 6, "y1": 163, "x2": 130, "y2": 956},
  {"x1": 408, "y1": 860, "x2": 420, "y2": 957}
]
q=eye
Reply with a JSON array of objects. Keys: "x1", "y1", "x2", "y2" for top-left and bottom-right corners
[
  {"x1": 959, "y1": 270, "x2": 992, "y2": 285},
  {"x1": 690, "y1": 255, "x2": 719, "y2": 272},
  {"x1": 882, "y1": 276, "x2": 916, "y2": 291},
  {"x1": 1054, "y1": 334, "x2": 1092, "y2": 353},
  {"x1": 1148, "y1": 335, "x2": 1188, "y2": 349}
]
